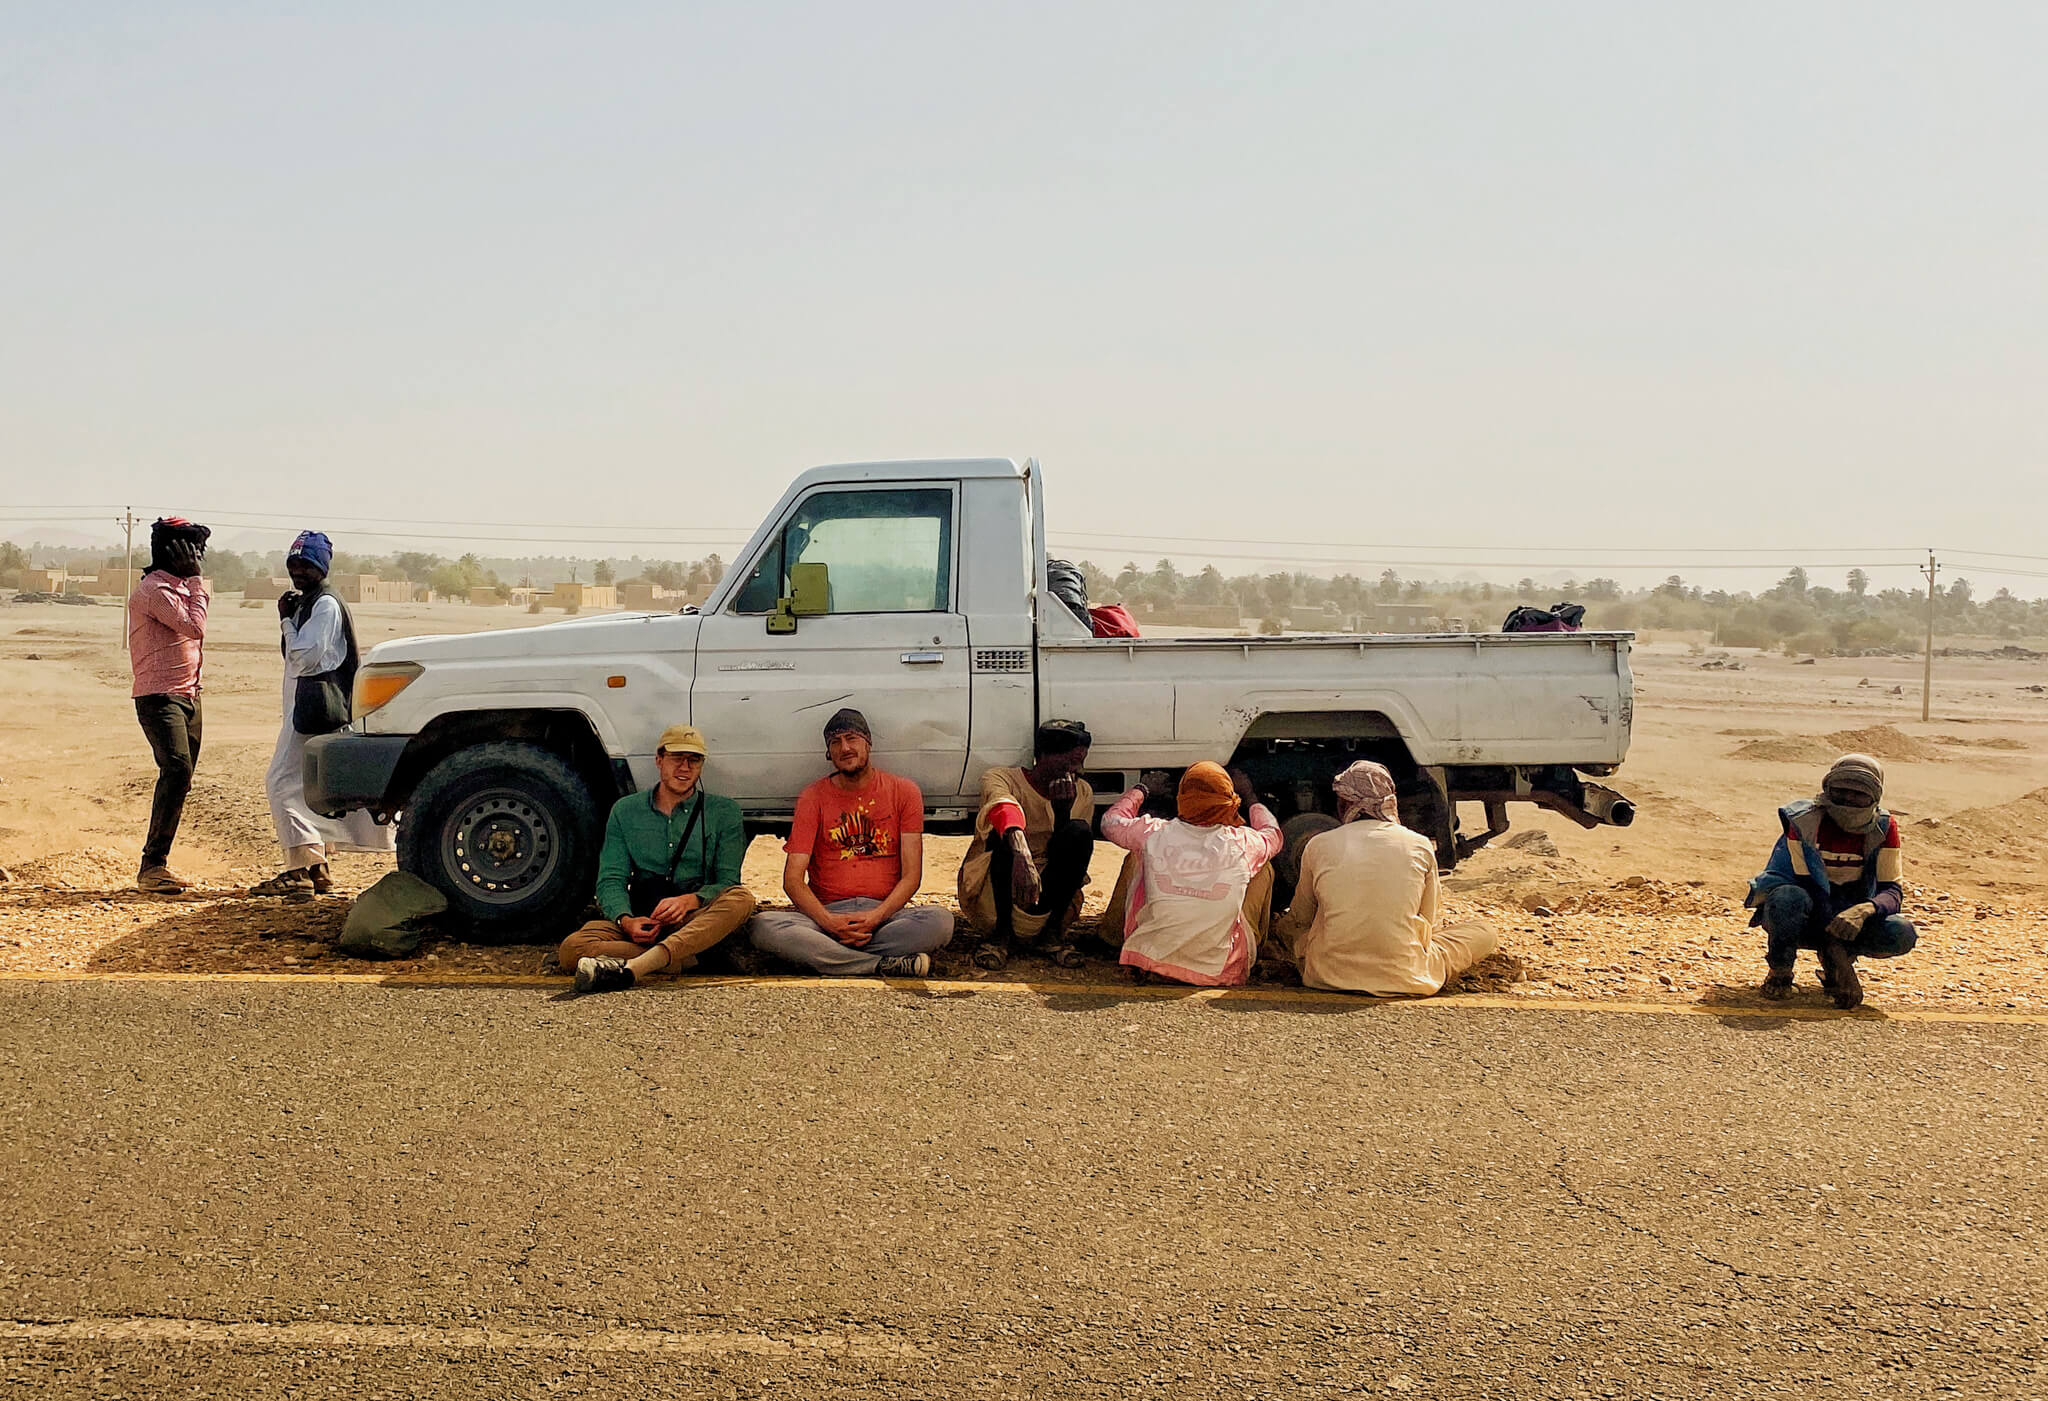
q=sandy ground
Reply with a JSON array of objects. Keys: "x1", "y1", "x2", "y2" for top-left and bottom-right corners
[{"x1": 4, "y1": 596, "x2": 2046, "y2": 1011}]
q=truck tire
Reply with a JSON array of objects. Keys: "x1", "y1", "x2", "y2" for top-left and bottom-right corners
[
  {"x1": 1397, "y1": 776, "x2": 1457, "y2": 872},
  {"x1": 396, "y1": 741, "x2": 602, "y2": 942},
  {"x1": 1273, "y1": 812, "x2": 1340, "y2": 914}
]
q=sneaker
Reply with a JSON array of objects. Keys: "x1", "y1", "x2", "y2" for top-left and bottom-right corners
[
  {"x1": 1759, "y1": 967, "x2": 1795, "y2": 1000},
  {"x1": 877, "y1": 953, "x2": 931, "y2": 978},
  {"x1": 1820, "y1": 939, "x2": 1863, "y2": 1011},
  {"x1": 136, "y1": 865, "x2": 193, "y2": 893},
  {"x1": 573, "y1": 955, "x2": 635, "y2": 995}
]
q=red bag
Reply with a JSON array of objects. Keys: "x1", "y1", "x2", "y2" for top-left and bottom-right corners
[{"x1": 1088, "y1": 604, "x2": 1142, "y2": 638}]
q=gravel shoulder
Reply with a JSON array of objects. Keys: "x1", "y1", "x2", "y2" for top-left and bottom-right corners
[{"x1": 4, "y1": 600, "x2": 2046, "y2": 1013}]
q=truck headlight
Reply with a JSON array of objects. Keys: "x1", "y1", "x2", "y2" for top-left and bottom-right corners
[{"x1": 354, "y1": 662, "x2": 423, "y2": 717}]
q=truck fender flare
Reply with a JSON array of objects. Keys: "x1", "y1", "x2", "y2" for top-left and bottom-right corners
[
  {"x1": 1217, "y1": 696, "x2": 1437, "y2": 765},
  {"x1": 397, "y1": 693, "x2": 628, "y2": 757}
]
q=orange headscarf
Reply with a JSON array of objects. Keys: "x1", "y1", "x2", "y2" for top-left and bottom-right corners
[{"x1": 1176, "y1": 761, "x2": 1244, "y2": 828}]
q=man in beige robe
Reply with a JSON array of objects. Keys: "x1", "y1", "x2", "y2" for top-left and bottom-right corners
[
  {"x1": 957, "y1": 720, "x2": 1096, "y2": 969},
  {"x1": 1275, "y1": 760, "x2": 1498, "y2": 996}
]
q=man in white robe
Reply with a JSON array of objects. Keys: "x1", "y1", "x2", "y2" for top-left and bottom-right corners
[{"x1": 252, "y1": 531, "x2": 393, "y2": 896}]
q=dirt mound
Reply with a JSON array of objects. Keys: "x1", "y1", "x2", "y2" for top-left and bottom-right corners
[
  {"x1": 1547, "y1": 877, "x2": 1740, "y2": 919},
  {"x1": 1934, "y1": 735, "x2": 2028, "y2": 752},
  {"x1": 1730, "y1": 736, "x2": 1836, "y2": 764},
  {"x1": 1914, "y1": 788, "x2": 2048, "y2": 854},
  {"x1": 1718, "y1": 727, "x2": 1781, "y2": 737},
  {"x1": 11, "y1": 847, "x2": 136, "y2": 889},
  {"x1": 1731, "y1": 724, "x2": 1948, "y2": 765},
  {"x1": 1822, "y1": 725, "x2": 1942, "y2": 762}
]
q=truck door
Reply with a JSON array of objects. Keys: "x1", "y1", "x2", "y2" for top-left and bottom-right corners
[{"x1": 690, "y1": 483, "x2": 971, "y2": 808}]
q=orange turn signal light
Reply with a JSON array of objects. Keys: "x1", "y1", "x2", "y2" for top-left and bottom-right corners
[
  {"x1": 354, "y1": 662, "x2": 424, "y2": 716},
  {"x1": 607, "y1": 675, "x2": 627, "y2": 688}
]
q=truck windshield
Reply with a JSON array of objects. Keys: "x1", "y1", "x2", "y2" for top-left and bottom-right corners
[{"x1": 731, "y1": 487, "x2": 954, "y2": 614}]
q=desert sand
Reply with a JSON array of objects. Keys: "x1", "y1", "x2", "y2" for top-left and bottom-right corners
[{"x1": 4, "y1": 595, "x2": 2045, "y2": 1011}]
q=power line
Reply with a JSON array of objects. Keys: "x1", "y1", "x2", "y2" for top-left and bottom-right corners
[
  {"x1": 9, "y1": 504, "x2": 2048, "y2": 564},
  {"x1": 6, "y1": 508, "x2": 2048, "y2": 581},
  {"x1": 1048, "y1": 528, "x2": 1940, "y2": 556},
  {"x1": 1045, "y1": 544, "x2": 1925, "y2": 572}
]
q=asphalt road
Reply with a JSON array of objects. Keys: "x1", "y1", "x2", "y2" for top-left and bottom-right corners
[{"x1": 3, "y1": 978, "x2": 2044, "y2": 1399}]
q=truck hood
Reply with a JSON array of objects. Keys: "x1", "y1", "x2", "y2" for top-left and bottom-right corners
[{"x1": 362, "y1": 611, "x2": 701, "y2": 664}]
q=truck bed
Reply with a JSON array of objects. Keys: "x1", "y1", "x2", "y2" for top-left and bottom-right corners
[{"x1": 1038, "y1": 630, "x2": 1633, "y2": 773}]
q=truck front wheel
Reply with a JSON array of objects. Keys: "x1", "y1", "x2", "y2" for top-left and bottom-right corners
[{"x1": 397, "y1": 741, "x2": 602, "y2": 942}]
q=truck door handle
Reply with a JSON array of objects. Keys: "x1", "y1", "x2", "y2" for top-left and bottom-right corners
[{"x1": 900, "y1": 651, "x2": 945, "y2": 665}]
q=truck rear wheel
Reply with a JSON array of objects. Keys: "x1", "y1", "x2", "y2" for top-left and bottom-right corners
[{"x1": 396, "y1": 741, "x2": 602, "y2": 942}]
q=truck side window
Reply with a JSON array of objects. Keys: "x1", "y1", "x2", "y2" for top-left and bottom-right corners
[
  {"x1": 733, "y1": 488, "x2": 954, "y2": 614},
  {"x1": 731, "y1": 535, "x2": 783, "y2": 614}
]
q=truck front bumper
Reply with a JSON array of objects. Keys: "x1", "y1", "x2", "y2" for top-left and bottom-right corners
[{"x1": 304, "y1": 732, "x2": 411, "y2": 818}]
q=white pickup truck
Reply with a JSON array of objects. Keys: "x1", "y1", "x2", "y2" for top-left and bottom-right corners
[{"x1": 307, "y1": 458, "x2": 1635, "y2": 935}]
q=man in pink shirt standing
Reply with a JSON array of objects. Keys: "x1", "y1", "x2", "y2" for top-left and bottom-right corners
[{"x1": 127, "y1": 517, "x2": 212, "y2": 892}]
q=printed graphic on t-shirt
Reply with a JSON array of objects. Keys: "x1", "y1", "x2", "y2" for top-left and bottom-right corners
[{"x1": 827, "y1": 802, "x2": 895, "y2": 861}]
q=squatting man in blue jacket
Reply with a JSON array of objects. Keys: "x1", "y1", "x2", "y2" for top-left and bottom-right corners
[{"x1": 1745, "y1": 753, "x2": 1917, "y2": 1010}]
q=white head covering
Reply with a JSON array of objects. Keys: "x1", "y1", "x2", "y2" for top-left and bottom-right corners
[{"x1": 1333, "y1": 760, "x2": 1398, "y2": 823}]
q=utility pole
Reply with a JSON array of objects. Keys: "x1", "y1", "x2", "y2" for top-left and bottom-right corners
[
  {"x1": 116, "y1": 507, "x2": 138, "y2": 639},
  {"x1": 1920, "y1": 551, "x2": 1939, "y2": 723}
]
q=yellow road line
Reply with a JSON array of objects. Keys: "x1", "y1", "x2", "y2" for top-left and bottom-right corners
[
  {"x1": 1, "y1": 968, "x2": 2045, "y2": 1024},
  {"x1": 0, "y1": 1317, "x2": 922, "y2": 1359}
]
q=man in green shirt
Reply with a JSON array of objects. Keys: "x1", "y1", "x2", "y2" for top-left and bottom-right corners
[{"x1": 560, "y1": 723, "x2": 757, "y2": 994}]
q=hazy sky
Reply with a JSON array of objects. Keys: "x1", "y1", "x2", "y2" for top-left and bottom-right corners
[{"x1": 3, "y1": 2, "x2": 2043, "y2": 594}]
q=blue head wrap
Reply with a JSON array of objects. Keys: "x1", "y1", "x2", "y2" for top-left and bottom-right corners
[{"x1": 287, "y1": 530, "x2": 334, "y2": 576}]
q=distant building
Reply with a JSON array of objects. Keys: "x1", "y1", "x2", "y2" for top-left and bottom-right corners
[
  {"x1": 21, "y1": 568, "x2": 68, "y2": 594},
  {"x1": 1285, "y1": 602, "x2": 1347, "y2": 632},
  {"x1": 1351, "y1": 603, "x2": 1437, "y2": 633},
  {"x1": 548, "y1": 582, "x2": 618, "y2": 611},
  {"x1": 242, "y1": 577, "x2": 291, "y2": 602},
  {"x1": 618, "y1": 581, "x2": 687, "y2": 611},
  {"x1": 331, "y1": 575, "x2": 421, "y2": 604},
  {"x1": 1135, "y1": 602, "x2": 1242, "y2": 630}
]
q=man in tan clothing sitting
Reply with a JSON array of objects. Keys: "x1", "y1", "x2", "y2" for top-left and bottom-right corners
[
  {"x1": 1275, "y1": 760, "x2": 1498, "y2": 996},
  {"x1": 957, "y1": 720, "x2": 1097, "y2": 969}
]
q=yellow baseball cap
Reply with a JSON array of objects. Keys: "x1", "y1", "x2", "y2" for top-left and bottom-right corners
[{"x1": 656, "y1": 724, "x2": 709, "y2": 757}]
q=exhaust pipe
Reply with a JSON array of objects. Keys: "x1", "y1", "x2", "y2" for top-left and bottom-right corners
[{"x1": 1582, "y1": 783, "x2": 1635, "y2": 827}]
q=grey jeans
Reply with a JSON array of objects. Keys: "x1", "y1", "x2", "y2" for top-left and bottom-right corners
[{"x1": 749, "y1": 898, "x2": 955, "y2": 975}]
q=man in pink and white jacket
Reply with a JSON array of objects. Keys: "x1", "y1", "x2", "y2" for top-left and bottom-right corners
[{"x1": 1101, "y1": 762, "x2": 1283, "y2": 986}]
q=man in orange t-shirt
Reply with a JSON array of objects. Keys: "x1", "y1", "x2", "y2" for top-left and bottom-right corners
[{"x1": 748, "y1": 708, "x2": 954, "y2": 977}]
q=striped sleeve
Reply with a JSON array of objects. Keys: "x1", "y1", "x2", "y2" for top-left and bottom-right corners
[
  {"x1": 1874, "y1": 817, "x2": 1903, "y2": 885},
  {"x1": 1782, "y1": 823, "x2": 1810, "y2": 878}
]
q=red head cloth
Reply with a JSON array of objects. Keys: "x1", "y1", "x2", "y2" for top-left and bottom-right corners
[{"x1": 1177, "y1": 762, "x2": 1244, "y2": 828}]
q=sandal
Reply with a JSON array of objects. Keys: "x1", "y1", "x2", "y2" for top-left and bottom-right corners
[
  {"x1": 972, "y1": 940, "x2": 1011, "y2": 970},
  {"x1": 307, "y1": 863, "x2": 335, "y2": 894},
  {"x1": 1045, "y1": 943, "x2": 1086, "y2": 969},
  {"x1": 249, "y1": 869, "x2": 314, "y2": 897}
]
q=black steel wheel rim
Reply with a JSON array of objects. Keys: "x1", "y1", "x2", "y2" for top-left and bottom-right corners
[{"x1": 443, "y1": 788, "x2": 559, "y2": 905}]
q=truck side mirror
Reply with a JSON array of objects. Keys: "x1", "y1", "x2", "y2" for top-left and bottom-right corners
[
  {"x1": 765, "y1": 563, "x2": 830, "y2": 635},
  {"x1": 789, "y1": 563, "x2": 829, "y2": 616}
]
